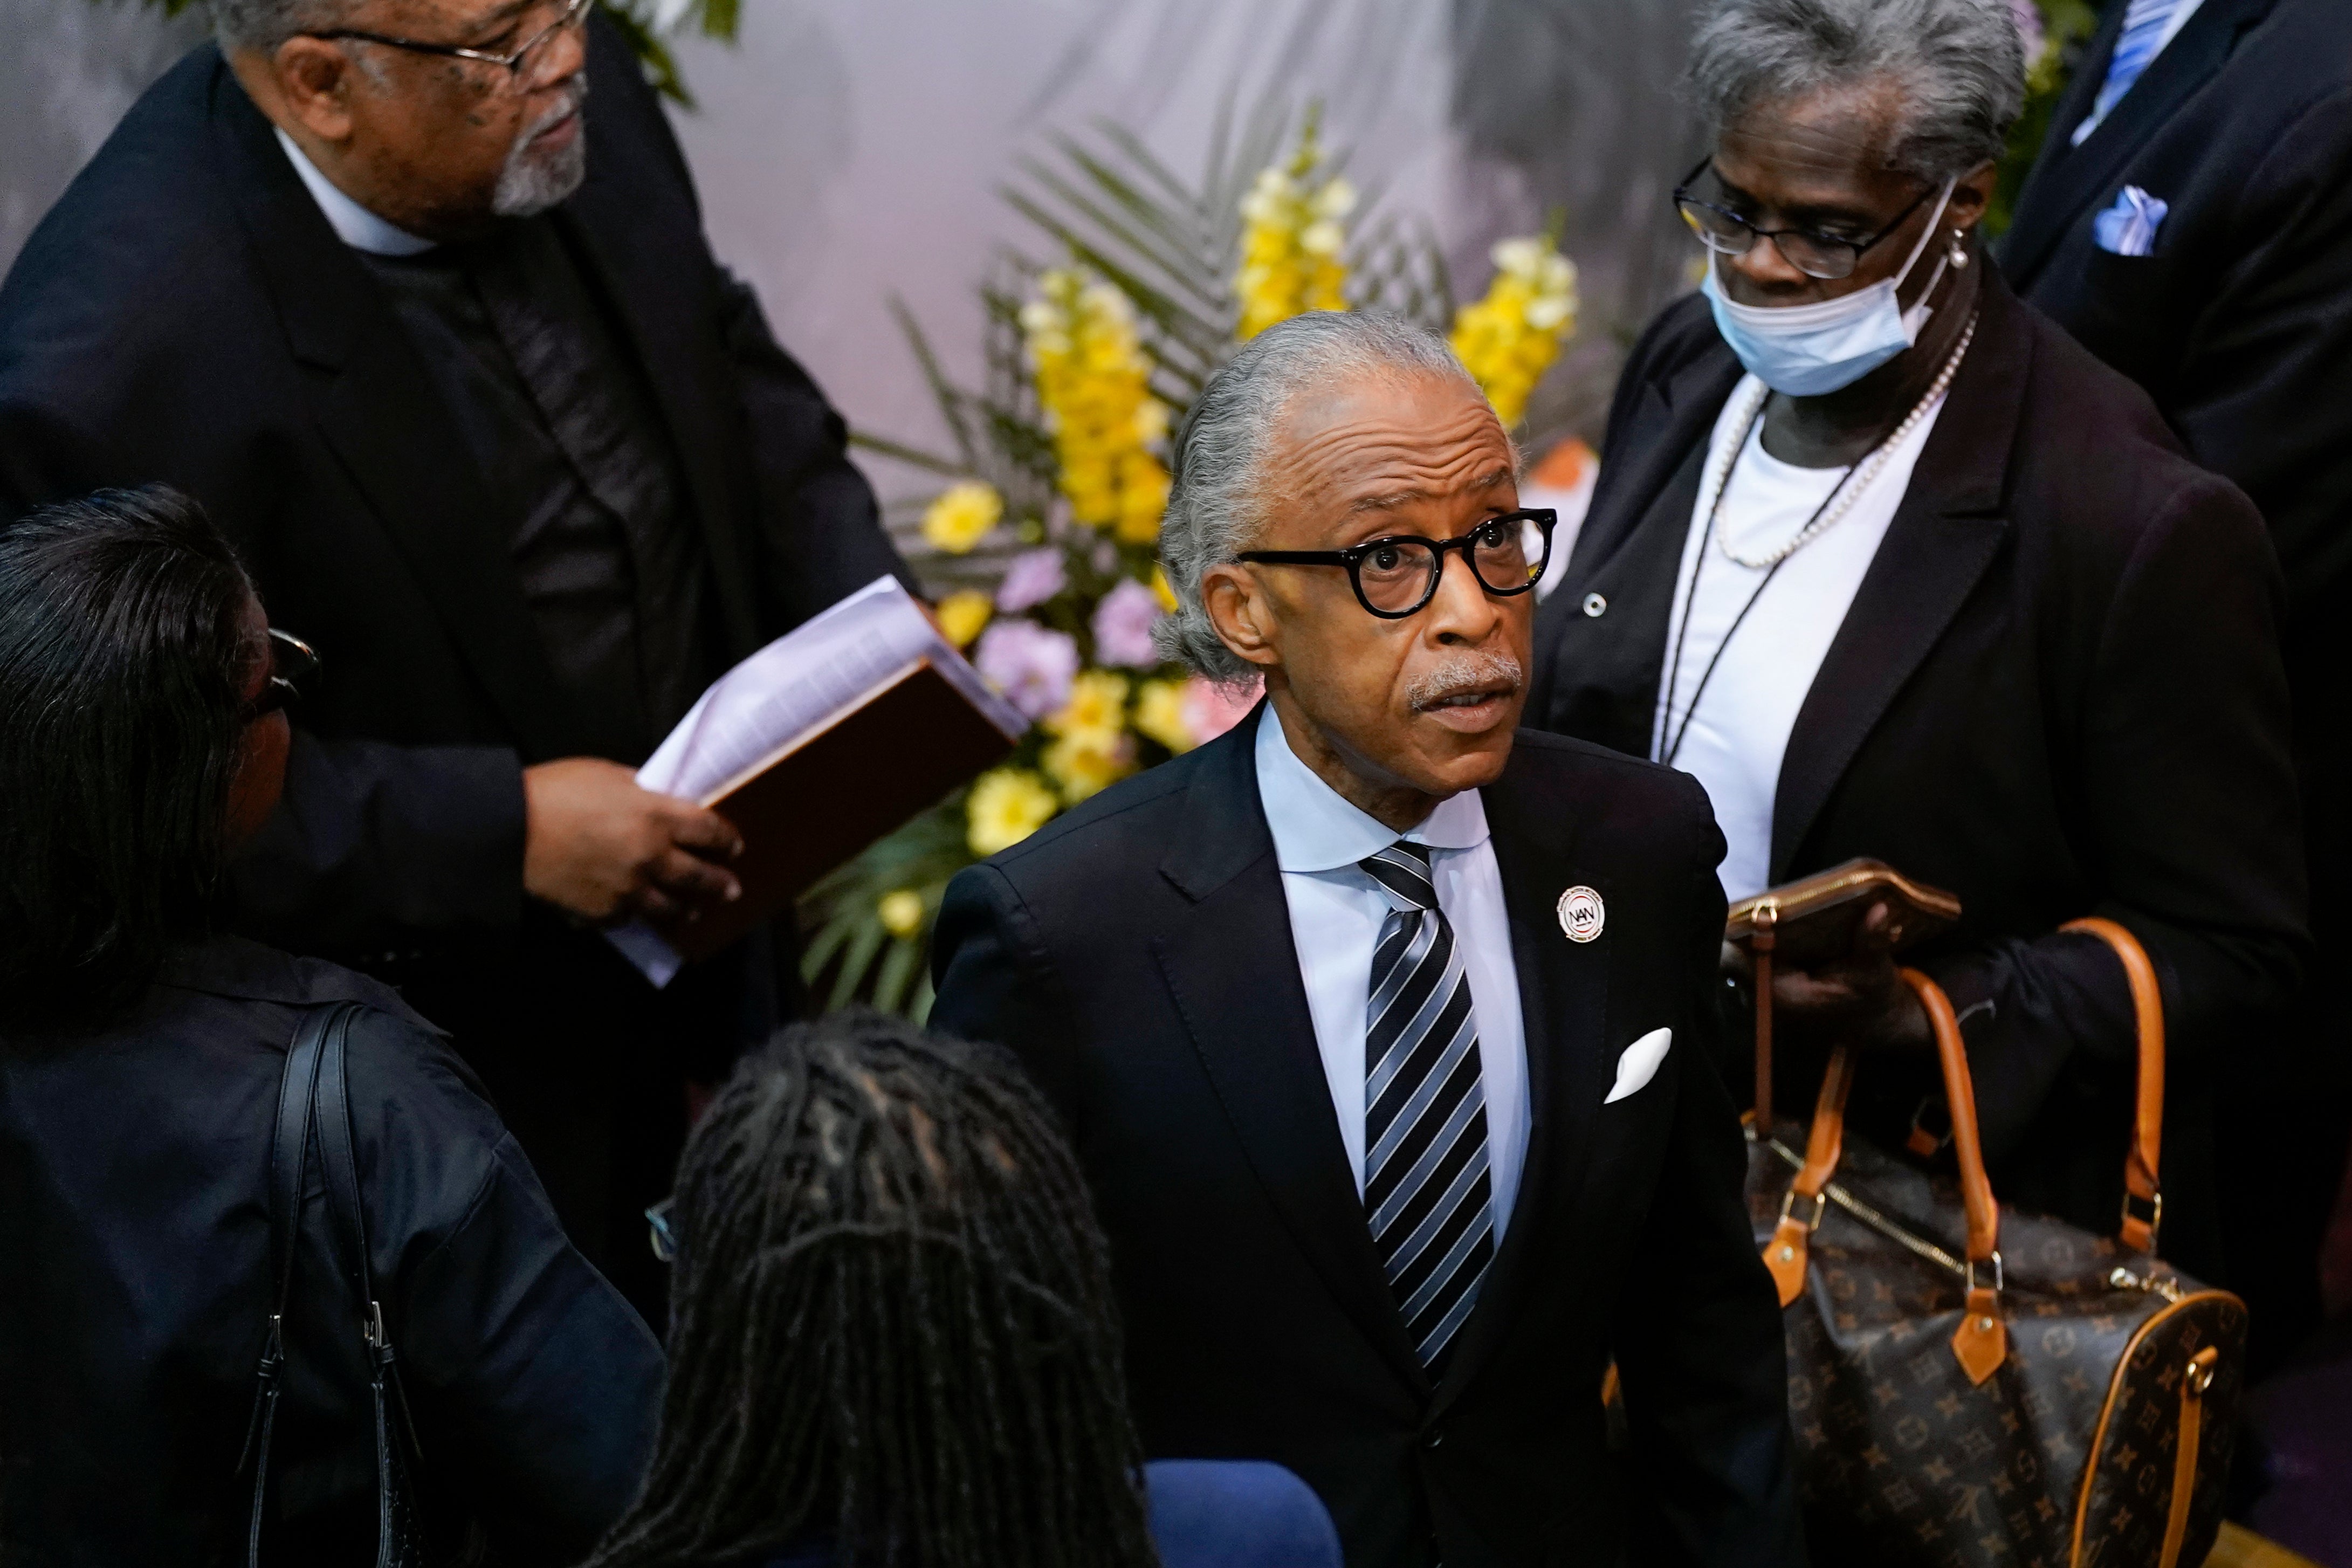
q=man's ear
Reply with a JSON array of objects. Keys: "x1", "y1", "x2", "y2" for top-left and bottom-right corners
[
  {"x1": 269, "y1": 36, "x2": 363, "y2": 142},
  {"x1": 1201, "y1": 562, "x2": 1283, "y2": 673},
  {"x1": 1949, "y1": 159, "x2": 1998, "y2": 235}
]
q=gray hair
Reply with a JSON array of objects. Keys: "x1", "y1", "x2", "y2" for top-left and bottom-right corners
[
  {"x1": 1153, "y1": 311, "x2": 1484, "y2": 683},
  {"x1": 1687, "y1": 0, "x2": 2026, "y2": 183},
  {"x1": 208, "y1": 0, "x2": 365, "y2": 54}
]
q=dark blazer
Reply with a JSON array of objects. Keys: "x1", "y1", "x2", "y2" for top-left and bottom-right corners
[
  {"x1": 2000, "y1": 0, "x2": 2352, "y2": 1357},
  {"x1": 1528, "y1": 267, "x2": 2307, "y2": 1283},
  {"x1": 0, "y1": 24, "x2": 909, "y2": 1304},
  {"x1": 0, "y1": 937, "x2": 664, "y2": 1565},
  {"x1": 929, "y1": 713, "x2": 1801, "y2": 1568}
]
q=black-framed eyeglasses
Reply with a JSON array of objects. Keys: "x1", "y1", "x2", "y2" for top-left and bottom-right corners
[
  {"x1": 1672, "y1": 157, "x2": 1938, "y2": 281},
  {"x1": 1236, "y1": 510, "x2": 1557, "y2": 620},
  {"x1": 246, "y1": 628, "x2": 320, "y2": 721},
  {"x1": 301, "y1": 0, "x2": 591, "y2": 90}
]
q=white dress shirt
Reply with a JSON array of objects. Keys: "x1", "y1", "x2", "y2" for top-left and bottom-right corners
[
  {"x1": 1652, "y1": 374, "x2": 1944, "y2": 900},
  {"x1": 274, "y1": 128, "x2": 437, "y2": 257},
  {"x1": 1254, "y1": 705, "x2": 1531, "y2": 1239}
]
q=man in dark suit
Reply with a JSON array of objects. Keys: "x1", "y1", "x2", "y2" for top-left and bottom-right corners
[
  {"x1": 2001, "y1": 0, "x2": 2352, "y2": 1367},
  {"x1": 931, "y1": 312, "x2": 1800, "y2": 1568},
  {"x1": 0, "y1": 0, "x2": 910, "y2": 1313}
]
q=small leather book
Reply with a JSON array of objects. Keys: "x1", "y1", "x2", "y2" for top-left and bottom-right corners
[
  {"x1": 1724, "y1": 857, "x2": 1961, "y2": 966},
  {"x1": 604, "y1": 576, "x2": 1026, "y2": 987},
  {"x1": 661, "y1": 656, "x2": 1014, "y2": 964}
]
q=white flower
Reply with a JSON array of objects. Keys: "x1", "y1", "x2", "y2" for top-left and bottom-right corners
[
  {"x1": 1491, "y1": 236, "x2": 1544, "y2": 276},
  {"x1": 1299, "y1": 219, "x2": 1345, "y2": 257},
  {"x1": 1525, "y1": 297, "x2": 1572, "y2": 331},
  {"x1": 1314, "y1": 177, "x2": 1358, "y2": 220}
]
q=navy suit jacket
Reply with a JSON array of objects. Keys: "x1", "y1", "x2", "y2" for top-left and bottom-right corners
[
  {"x1": 2002, "y1": 0, "x2": 2352, "y2": 895},
  {"x1": 930, "y1": 713, "x2": 1801, "y2": 1568}
]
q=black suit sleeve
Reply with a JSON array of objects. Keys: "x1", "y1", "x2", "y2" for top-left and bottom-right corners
[
  {"x1": 347, "y1": 1008, "x2": 664, "y2": 1565},
  {"x1": 929, "y1": 862, "x2": 1087, "y2": 1130},
  {"x1": 1614, "y1": 787, "x2": 1806, "y2": 1568},
  {"x1": 226, "y1": 730, "x2": 528, "y2": 951},
  {"x1": 1924, "y1": 475, "x2": 2307, "y2": 1156},
  {"x1": 713, "y1": 269, "x2": 919, "y2": 626},
  {"x1": 2162, "y1": 86, "x2": 2352, "y2": 611}
]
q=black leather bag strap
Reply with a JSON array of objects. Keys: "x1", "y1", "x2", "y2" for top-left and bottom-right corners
[
  {"x1": 311, "y1": 1003, "x2": 434, "y2": 1567},
  {"x1": 240, "y1": 1001, "x2": 346, "y2": 1568}
]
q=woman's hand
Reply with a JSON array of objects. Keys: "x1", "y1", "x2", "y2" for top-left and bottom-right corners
[{"x1": 1723, "y1": 900, "x2": 1931, "y2": 1051}]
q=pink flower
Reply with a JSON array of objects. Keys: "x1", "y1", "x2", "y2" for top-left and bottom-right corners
[
  {"x1": 994, "y1": 548, "x2": 1068, "y2": 613},
  {"x1": 1181, "y1": 674, "x2": 1261, "y2": 744},
  {"x1": 974, "y1": 618, "x2": 1079, "y2": 721},
  {"x1": 1090, "y1": 577, "x2": 1166, "y2": 669}
]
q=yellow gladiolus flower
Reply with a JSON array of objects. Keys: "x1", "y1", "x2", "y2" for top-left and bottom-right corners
[
  {"x1": 921, "y1": 480, "x2": 1004, "y2": 554},
  {"x1": 1042, "y1": 727, "x2": 1137, "y2": 804},
  {"x1": 1133, "y1": 677, "x2": 1195, "y2": 754},
  {"x1": 966, "y1": 767, "x2": 1059, "y2": 856},
  {"x1": 934, "y1": 589, "x2": 993, "y2": 649},
  {"x1": 877, "y1": 889, "x2": 925, "y2": 940},
  {"x1": 1450, "y1": 232, "x2": 1579, "y2": 430},
  {"x1": 1150, "y1": 564, "x2": 1179, "y2": 613},
  {"x1": 1045, "y1": 669, "x2": 1130, "y2": 742},
  {"x1": 1235, "y1": 112, "x2": 1352, "y2": 341},
  {"x1": 1023, "y1": 269, "x2": 1172, "y2": 544}
]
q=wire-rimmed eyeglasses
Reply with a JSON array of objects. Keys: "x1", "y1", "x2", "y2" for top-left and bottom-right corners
[
  {"x1": 1235, "y1": 510, "x2": 1557, "y2": 620},
  {"x1": 1672, "y1": 156, "x2": 1938, "y2": 281},
  {"x1": 301, "y1": 0, "x2": 591, "y2": 91}
]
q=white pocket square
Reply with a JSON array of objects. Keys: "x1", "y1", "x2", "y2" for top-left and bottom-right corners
[
  {"x1": 2093, "y1": 185, "x2": 2168, "y2": 257},
  {"x1": 1604, "y1": 1027, "x2": 1673, "y2": 1104}
]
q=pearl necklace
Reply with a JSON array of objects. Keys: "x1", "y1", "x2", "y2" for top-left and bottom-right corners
[{"x1": 1708, "y1": 310, "x2": 1981, "y2": 571}]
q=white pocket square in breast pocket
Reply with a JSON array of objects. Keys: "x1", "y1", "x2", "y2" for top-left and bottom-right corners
[{"x1": 1604, "y1": 1028, "x2": 1673, "y2": 1104}]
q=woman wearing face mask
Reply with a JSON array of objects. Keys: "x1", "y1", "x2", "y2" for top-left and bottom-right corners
[{"x1": 1528, "y1": 0, "x2": 2305, "y2": 1288}]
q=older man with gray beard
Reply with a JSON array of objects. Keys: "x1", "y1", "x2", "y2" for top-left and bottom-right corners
[
  {"x1": 0, "y1": 0, "x2": 912, "y2": 1320},
  {"x1": 930, "y1": 310, "x2": 1801, "y2": 1568}
]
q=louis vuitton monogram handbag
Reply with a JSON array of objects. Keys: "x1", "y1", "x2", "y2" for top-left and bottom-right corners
[{"x1": 1739, "y1": 906, "x2": 2247, "y2": 1568}]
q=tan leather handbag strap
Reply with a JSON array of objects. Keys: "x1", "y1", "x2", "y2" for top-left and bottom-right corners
[
  {"x1": 1900, "y1": 969, "x2": 2001, "y2": 1265},
  {"x1": 2058, "y1": 916, "x2": 2166, "y2": 1253}
]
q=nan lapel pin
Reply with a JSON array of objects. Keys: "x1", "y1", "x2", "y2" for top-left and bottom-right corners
[{"x1": 1557, "y1": 885, "x2": 1605, "y2": 943}]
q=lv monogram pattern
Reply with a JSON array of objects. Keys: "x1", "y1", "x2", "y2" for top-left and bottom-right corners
[{"x1": 1745, "y1": 1127, "x2": 2246, "y2": 1568}]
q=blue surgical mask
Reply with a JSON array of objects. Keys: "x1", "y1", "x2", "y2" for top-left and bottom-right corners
[{"x1": 1701, "y1": 182, "x2": 1956, "y2": 397}]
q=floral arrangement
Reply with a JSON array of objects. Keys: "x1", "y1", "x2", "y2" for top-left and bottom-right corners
[
  {"x1": 801, "y1": 101, "x2": 1576, "y2": 1017},
  {"x1": 1448, "y1": 227, "x2": 1579, "y2": 430},
  {"x1": 1235, "y1": 111, "x2": 1357, "y2": 340}
]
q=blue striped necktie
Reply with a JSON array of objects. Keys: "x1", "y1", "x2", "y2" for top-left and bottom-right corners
[
  {"x1": 1359, "y1": 841, "x2": 1493, "y2": 1374},
  {"x1": 2072, "y1": 0, "x2": 2189, "y2": 145}
]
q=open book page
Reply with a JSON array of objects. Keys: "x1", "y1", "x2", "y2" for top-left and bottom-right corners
[{"x1": 608, "y1": 576, "x2": 1028, "y2": 986}]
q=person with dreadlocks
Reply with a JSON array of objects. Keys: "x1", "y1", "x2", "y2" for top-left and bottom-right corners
[{"x1": 587, "y1": 1007, "x2": 1343, "y2": 1568}]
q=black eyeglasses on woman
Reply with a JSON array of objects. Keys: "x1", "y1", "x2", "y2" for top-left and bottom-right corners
[
  {"x1": 246, "y1": 628, "x2": 320, "y2": 721},
  {"x1": 1235, "y1": 508, "x2": 1557, "y2": 620},
  {"x1": 1672, "y1": 157, "x2": 1940, "y2": 281}
]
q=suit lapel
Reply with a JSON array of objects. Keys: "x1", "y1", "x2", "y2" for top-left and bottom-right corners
[
  {"x1": 209, "y1": 63, "x2": 587, "y2": 763},
  {"x1": 1575, "y1": 350, "x2": 1745, "y2": 590},
  {"x1": 1768, "y1": 278, "x2": 2027, "y2": 879},
  {"x1": 1152, "y1": 716, "x2": 1429, "y2": 1393},
  {"x1": 560, "y1": 92, "x2": 761, "y2": 662},
  {"x1": 2002, "y1": 0, "x2": 2277, "y2": 285},
  {"x1": 1428, "y1": 767, "x2": 1611, "y2": 1418}
]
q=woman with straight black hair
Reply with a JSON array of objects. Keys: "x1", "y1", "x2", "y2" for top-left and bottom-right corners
[
  {"x1": 0, "y1": 485, "x2": 664, "y2": 1564},
  {"x1": 590, "y1": 1008, "x2": 1344, "y2": 1568}
]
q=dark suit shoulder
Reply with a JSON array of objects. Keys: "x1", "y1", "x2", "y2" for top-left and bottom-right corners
[
  {"x1": 2006, "y1": 295, "x2": 2267, "y2": 547},
  {"x1": 1493, "y1": 726, "x2": 1721, "y2": 866},
  {"x1": 1618, "y1": 293, "x2": 1720, "y2": 400}
]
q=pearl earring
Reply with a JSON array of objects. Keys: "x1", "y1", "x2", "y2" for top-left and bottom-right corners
[{"x1": 1949, "y1": 230, "x2": 1971, "y2": 269}]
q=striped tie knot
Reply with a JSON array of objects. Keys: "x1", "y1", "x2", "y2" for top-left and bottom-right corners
[{"x1": 1360, "y1": 842, "x2": 1438, "y2": 913}]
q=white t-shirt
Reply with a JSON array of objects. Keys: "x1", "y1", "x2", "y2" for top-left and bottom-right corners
[{"x1": 1652, "y1": 375, "x2": 1946, "y2": 900}]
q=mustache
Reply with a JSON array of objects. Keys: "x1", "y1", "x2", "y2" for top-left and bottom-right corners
[
  {"x1": 520, "y1": 75, "x2": 589, "y2": 144},
  {"x1": 1404, "y1": 651, "x2": 1524, "y2": 712}
]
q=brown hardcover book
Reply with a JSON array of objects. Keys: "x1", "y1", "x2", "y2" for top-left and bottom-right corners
[{"x1": 659, "y1": 656, "x2": 1015, "y2": 964}]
